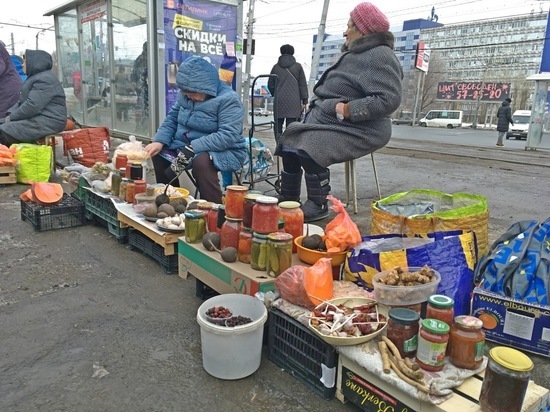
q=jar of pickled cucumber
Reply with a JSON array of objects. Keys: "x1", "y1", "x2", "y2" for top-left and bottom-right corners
[
  {"x1": 266, "y1": 232, "x2": 293, "y2": 278},
  {"x1": 184, "y1": 211, "x2": 206, "y2": 243},
  {"x1": 250, "y1": 232, "x2": 268, "y2": 271}
]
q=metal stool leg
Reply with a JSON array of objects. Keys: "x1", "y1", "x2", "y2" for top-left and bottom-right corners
[
  {"x1": 350, "y1": 159, "x2": 358, "y2": 214},
  {"x1": 371, "y1": 152, "x2": 382, "y2": 200}
]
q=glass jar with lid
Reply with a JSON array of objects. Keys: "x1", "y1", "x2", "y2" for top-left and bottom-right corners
[
  {"x1": 129, "y1": 162, "x2": 143, "y2": 180},
  {"x1": 242, "y1": 193, "x2": 263, "y2": 228},
  {"x1": 225, "y1": 185, "x2": 248, "y2": 218},
  {"x1": 237, "y1": 228, "x2": 253, "y2": 263},
  {"x1": 206, "y1": 204, "x2": 220, "y2": 234},
  {"x1": 252, "y1": 196, "x2": 279, "y2": 234},
  {"x1": 448, "y1": 315, "x2": 485, "y2": 370},
  {"x1": 416, "y1": 319, "x2": 450, "y2": 372},
  {"x1": 266, "y1": 232, "x2": 293, "y2": 278},
  {"x1": 386, "y1": 308, "x2": 420, "y2": 358},
  {"x1": 133, "y1": 179, "x2": 147, "y2": 203},
  {"x1": 278, "y1": 201, "x2": 304, "y2": 252},
  {"x1": 426, "y1": 294, "x2": 455, "y2": 327},
  {"x1": 251, "y1": 232, "x2": 269, "y2": 271},
  {"x1": 119, "y1": 178, "x2": 128, "y2": 202},
  {"x1": 184, "y1": 211, "x2": 206, "y2": 243},
  {"x1": 479, "y1": 347, "x2": 533, "y2": 412},
  {"x1": 221, "y1": 217, "x2": 242, "y2": 250}
]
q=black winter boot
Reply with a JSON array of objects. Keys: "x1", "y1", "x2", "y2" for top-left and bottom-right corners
[
  {"x1": 302, "y1": 170, "x2": 330, "y2": 222},
  {"x1": 278, "y1": 170, "x2": 303, "y2": 202}
]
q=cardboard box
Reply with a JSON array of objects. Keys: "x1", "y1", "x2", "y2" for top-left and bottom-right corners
[
  {"x1": 471, "y1": 287, "x2": 550, "y2": 357},
  {"x1": 178, "y1": 239, "x2": 277, "y2": 296},
  {"x1": 336, "y1": 353, "x2": 549, "y2": 412}
]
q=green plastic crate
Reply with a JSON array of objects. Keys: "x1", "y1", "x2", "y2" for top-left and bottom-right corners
[{"x1": 84, "y1": 189, "x2": 128, "y2": 242}]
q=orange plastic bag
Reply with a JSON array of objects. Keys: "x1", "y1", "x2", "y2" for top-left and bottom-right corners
[
  {"x1": 275, "y1": 258, "x2": 333, "y2": 309},
  {"x1": 323, "y1": 195, "x2": 362, "y2": 253}
]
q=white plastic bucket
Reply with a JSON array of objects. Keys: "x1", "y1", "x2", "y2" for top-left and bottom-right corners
[{"x1": 196, "y1": 293, "x2": 268, "y2": 380}]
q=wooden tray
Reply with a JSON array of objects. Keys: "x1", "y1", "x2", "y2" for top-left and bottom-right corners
[{"x1": 0, "y1": 166, "x2": 16, "y2": 184}]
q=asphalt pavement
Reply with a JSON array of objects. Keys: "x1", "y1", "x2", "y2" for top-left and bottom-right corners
[{"x1": 1, "y1": 129, "x2": 549, "y2": 411}]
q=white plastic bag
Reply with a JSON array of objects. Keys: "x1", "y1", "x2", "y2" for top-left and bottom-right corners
[
  {"x1": 238, "y1": 137, "x2": 274, "y2": 182},
  {"x1": 113, "y1": 135, "x2": 149, "y2": 164}
]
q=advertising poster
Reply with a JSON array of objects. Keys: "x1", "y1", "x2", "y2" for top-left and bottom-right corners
[{"x1": 164, "y1": 0, "x2": 239, "y2": 110}]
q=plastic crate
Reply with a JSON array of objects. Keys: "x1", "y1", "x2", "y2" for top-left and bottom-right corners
[
  {"x1": 267, "y1": 308, "x2": 338, "y2": 400},
  {"x1": 83, "y1": 189, "x2": 128, "y2": 242},
  {"x1": 20, "y1": 194, "x2": 85, "y2": 232},
  {"x1": 195, "y1": 278, "x2": 219, "y2": 300},
  {"x1": 71, "y1": 177, "x2": 89, "y2": 201},
  {"x1": 128, "y1": 228, "x2": 178, "y2": 274}
]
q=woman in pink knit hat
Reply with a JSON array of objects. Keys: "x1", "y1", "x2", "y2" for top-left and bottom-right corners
[{"x1": 276, "y1": 2, "x2": 403, "y2": 222}]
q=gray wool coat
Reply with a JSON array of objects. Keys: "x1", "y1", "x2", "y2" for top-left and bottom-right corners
[
  {"x1": 496, "y1": 100, "x2": 513, "y2": 132},
  {"x1": 0, "y1": 50, "x2": 67, "y2": 143},
  {"x1": 0, "y1": 44, "x2": 23, "y2": 119},
  {"x1": 277, "y1": 32, "x2": 403, "y2": 168},
  {"x1": 267, "y1": 54, "x2": 308, "y2": 119}
]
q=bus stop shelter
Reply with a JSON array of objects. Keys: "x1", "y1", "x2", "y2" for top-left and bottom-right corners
[
  {"x1": 46, "y1": 0, "x2": 244, "y2": 139},
  {"x1": 525, "y1": 73, "x2": 550, "y2": 151}
]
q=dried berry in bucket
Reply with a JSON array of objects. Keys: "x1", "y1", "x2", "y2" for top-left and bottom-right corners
[
  {"x1": 226, "y1": 316, "x2": 253, "y2": 327},
  {"x1": 206, "y1": 306, "x2": 232, "y2": 319}
]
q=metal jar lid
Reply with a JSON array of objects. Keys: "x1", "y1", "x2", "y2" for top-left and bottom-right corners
[
  {"x1": 489, "y1": 347, "x2": 534, "y2": 372},
  {"x1": 428, "y1": 294, "x2": 455, "y2": 308},
  {"x1": 388, "y1": 307, "x2": 420, "y2": 323},
  {"x1": 421, "y1": 318, "x2": 451, "y2": 334},
  {"x1": 454, "y1": 315, "x2": 483, "y2": 329}
]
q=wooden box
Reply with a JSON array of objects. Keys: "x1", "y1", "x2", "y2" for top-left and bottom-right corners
[{"x1": 0, "y1": 166, "x2": 16, "y2": 184}]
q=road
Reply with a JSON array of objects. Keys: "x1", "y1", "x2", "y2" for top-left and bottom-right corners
[{"x1": 1, "y1": 132, "x2": 549, "y2": 411}]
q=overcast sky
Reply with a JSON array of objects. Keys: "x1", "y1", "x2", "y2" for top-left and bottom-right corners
[{"x1": 1, "y1": 0, "x2": 548, "y2": 77}]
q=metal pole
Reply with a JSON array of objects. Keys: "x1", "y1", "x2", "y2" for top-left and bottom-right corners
[
  {"x1": 412, "y1": 70, "x2": 422, "y2": 127},
  {"x1": 308, "y1": 0, "x2": 330, "y2": 97},
  {"x1": 242, "y1": 0, "x2": 255, "y2": 127}
]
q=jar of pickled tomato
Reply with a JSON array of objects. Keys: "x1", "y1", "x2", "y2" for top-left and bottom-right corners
[
  {"x1": 224, "y1": 185, "x2": 248, "y2": 218},
  {"x1": 220, "y1": 217, "x2": 242, "y2": 250},
  {"x1": 448, "y1": 315, "x2": 485, "y2": 370},
  {"x1": 237, "y1": 227, "x2": 253, "y2": 263},
  {"x1": 416, "y1": 318, "x2": 450, "y2": 372},
  {"x1": 279, "y1": 201, "x2": 303, "y2": 252},
  {"x1": 251, "y1": 196, "x2": 279, "y2": 234},
  {"x1": 206, "y1": 204, "x2": 220, "y2": 234}
]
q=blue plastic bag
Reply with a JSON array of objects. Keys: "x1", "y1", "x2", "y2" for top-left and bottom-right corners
[{"x1": 344, "y1": 230, "x2": 478, "y2": 316}]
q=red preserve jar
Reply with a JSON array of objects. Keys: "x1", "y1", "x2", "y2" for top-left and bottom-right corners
[
  {"x1": 448, "y1": 315, "x2": 485, "y2": 370},
  {"x1": 206, "y1": 204, "x2": 220, "y2": 234},
  {"x1": 251, "y1": 196, "x2": 279, "y2": 234},
  {"x1": 242, "y1": 193, "x2": 262, "y2": 229},
  {"x1": 115, "y1": 154, "x2": 128, "y2": 170},
  {"x1": 426, "y1": 294, "x2": 455, "y2": 327},
  {"x1": 133, "y1": 179, "x2": 147, "y2": 203},
  {"x1": 278, "y1": 201, "x2": 304, "y2": 252},
  {"x1": 220, "y1": 217, "x2": 242, "y2": 250},
  {"x1": 386, "y1": 308, "x2": 420, "y2": 358},
  {"x1": 224, "y1": 185, "x2": 248, "y2": 218},
  {"x1": 416, "y1": 318, "x2": 450, "y2": 372}
]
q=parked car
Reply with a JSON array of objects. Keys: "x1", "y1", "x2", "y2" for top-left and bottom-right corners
[
  {"x1": 392, "y1": 116, "x2": 414, "y2": 126},
  {"x1": 249, "y1": 108, "x2": 270, "y2": 117},
  {"x1": 506, "y1": 110, "x2": 531, "y2": 140}
]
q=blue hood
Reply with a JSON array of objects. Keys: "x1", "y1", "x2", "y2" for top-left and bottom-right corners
[{"x1": 176, "y1": 56, "x2": 218, "y2": 97}]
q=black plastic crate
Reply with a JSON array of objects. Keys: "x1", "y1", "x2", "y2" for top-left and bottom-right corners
[
  {"x1": 20, "y1": 194, "x2": 85, "y2": 232},
  {"x1": 195, "y1": 278, "x2": 219, "y2": 300},
  {"x1": 267, "y1": 308, "x2": 338, "y2": 400},
  {"x1": 128, "y1": 229, "x2": 178, "y2": 274}
]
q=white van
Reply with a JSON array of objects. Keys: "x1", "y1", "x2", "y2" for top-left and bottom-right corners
[
  {"x1": 506, "y1": 110, "x2": 531, "y2": 140},
  {"x1": 419, "y1": 110, "x2": 463, "y2": 129}
]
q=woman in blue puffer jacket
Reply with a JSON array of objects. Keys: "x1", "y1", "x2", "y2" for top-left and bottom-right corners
[{"x1": 145, "y1": 56, "x2": 247, "y2": 203}]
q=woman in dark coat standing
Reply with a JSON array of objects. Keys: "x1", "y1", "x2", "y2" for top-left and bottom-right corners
[
  {"x1": 276, "y1": 2, "x2": 403, "y2": 222},
  {"x1": 0, "y1": 49, "x2": 66, "y2": 146},
  {"x1": 496, "y1": 97, "x2": 513, "y2": 147},
  {"x1": 267, "y1": 44, "x2": 309, "y2": 135}
]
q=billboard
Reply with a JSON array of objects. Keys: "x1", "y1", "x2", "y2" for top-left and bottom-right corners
[
  {"x1": 415, "y1": 41, "x2": 430, "y2": 72},
  {"x1": 163, "y1": 0, "x2": 240, "y2": 111},
  {"x1": 437, "y1": 81, "x2": 511, "y2": 102}
]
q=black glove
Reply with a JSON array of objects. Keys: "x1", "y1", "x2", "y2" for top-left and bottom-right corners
[{"x1": 171, "y1": 145, "x2": 195, "y2": 172}]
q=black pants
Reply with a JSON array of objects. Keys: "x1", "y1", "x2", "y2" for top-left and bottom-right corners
[
  {"x1": 151, "y1": 152, "x2": 222, "y2": 204},
  {"x1": 0, "y1": 131, "x2": 18, "y2": 146},
  {"x1": 281, "y1": 151, "x2": 326, "y2": 175},
  {"x1": 276, "y1": 118, "x2": 299, "y2": 136}
]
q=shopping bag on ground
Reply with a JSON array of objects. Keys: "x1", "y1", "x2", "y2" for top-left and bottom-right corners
[
  {"x1": 238, "y1": 137, "x2": 274, "y2": 182},
  {"x1": 12, "y1": 143, "x2": 52, "y2": 183},
  {"x1": 62, "y1": 127, "x2": 110, "y2": 167},
  {"x1": 344, "y1": 230, "x2": 478, "y2": 316},
  {"x1": 477, "y1": 218, "x2": 550, "y2": 305}
]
